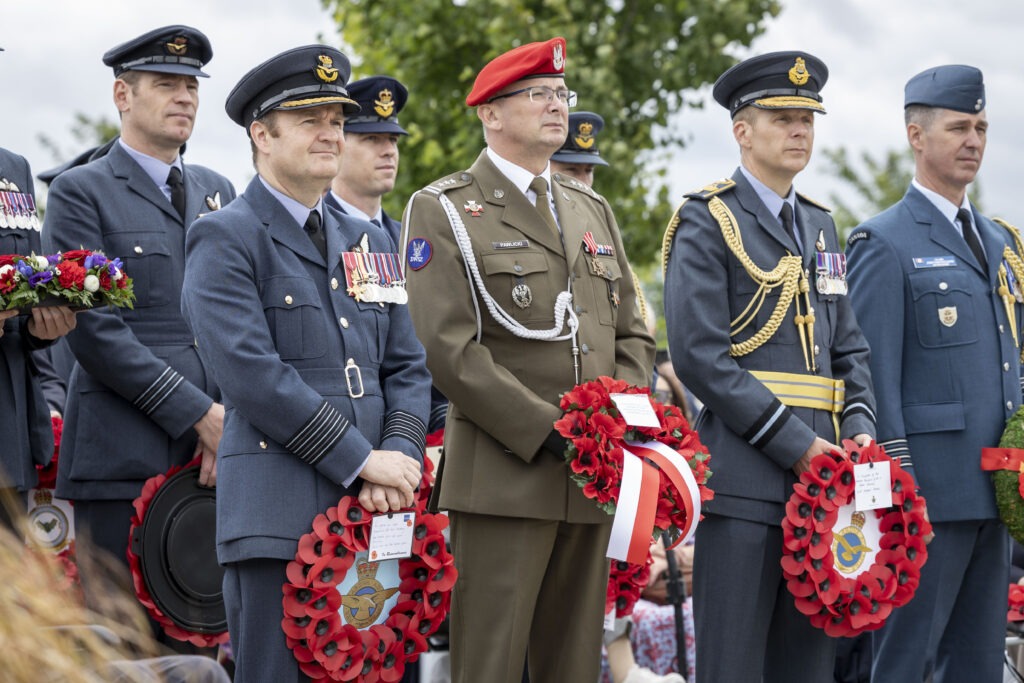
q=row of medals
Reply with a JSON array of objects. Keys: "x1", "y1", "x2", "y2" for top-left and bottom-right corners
[{"x1": 0, "y1": 190, "x2": 40, "y2": 231}]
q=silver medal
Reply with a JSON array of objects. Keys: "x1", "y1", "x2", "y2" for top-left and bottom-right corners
[{"x1": 512, "y1": 283, "x2": 532, "y2": 309}]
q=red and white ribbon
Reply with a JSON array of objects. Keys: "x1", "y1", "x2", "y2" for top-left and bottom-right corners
[{"x1": 607, "y1": 439, "x2": 702, "y2": 564}]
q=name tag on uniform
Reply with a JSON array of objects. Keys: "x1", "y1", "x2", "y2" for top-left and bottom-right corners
[
  {"x1": 492, "y1": 240, "x2": 530, "y2": 250},
  {"x1": 912, "y1": 256, "x2": 957, "y2": 269}
]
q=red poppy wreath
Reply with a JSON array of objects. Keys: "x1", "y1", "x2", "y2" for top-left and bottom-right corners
[
  {"x1": 282, "y1": 496, "x2": 456, "y2": 682},
  {"x1": 781, "y1": 440, "x2": 931, "y2": 637},
  {"x1": 127, "y1": 457, "x2": 229, "y2": 648},
  {"x1": 554, "y1": 376, "x2": 713, "y2": 565}
]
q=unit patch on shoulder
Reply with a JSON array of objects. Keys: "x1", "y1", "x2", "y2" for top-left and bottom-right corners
[
  {"x1": 846, "y1": 231, "x2": 870, "y2": 246},
  {"x1": 684, "y1": 178, "x2": 736, "y2": 201},
  {"x1": 797, "y1": 192, "x2": 832, "y2": 212},
  {"x1": 407, "y1": 238, "x2": 433, "y2": 270}
]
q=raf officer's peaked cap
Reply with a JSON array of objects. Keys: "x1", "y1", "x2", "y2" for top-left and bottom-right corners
[
  {"x1": 344, "y1": 76, "x2": 409, "y2": 135},
  {"x1": 552, "y1": 111, "x2": 610, "y2": 167},
  {"x1": 226, "y1": 45, "x2": 360, "y2": 129},
  {"x1": 103, "y1": 25, "x2": 212, "y2": 78},
  {"x1": 712, "y1": 51, "x2": 828, "y2": 117},
  {"x1": 904, "y1": 64, "x2": 985, "y2": 113}
]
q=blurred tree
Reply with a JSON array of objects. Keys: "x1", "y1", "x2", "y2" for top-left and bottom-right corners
[
  {"x1": 321, "y1": 0, "x2": 781, "y2": 266},
  {"x1": 38, "y1": 113, "x2": 119, "y2": 166}
]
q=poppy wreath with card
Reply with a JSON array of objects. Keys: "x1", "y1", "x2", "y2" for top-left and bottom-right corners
[
  {"x1": 554, "y1": 375, "x2": 713, "y2": 565},
  {"x1": 281, "y1": 493, "x2": 456, "y2": 682},
  {"x1": 781, "y1": 440, "x2": 931, "y2": 637}
]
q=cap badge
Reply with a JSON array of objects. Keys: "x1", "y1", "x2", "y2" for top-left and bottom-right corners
[
  {"x1": 552, "y1": 43, "x2": 565, "y2": 71},
  {"x1": 574, "y1": 120, "x2": 595, "y2": 149},
  {"x1": 165, "y1": 36, "x2": 188, "y2": 56},
  {"x1": 315, "y1": 55, "x2": 339, "y2": 83},
  {"x1": 788, "y1": 57, "x2": 810, "y2": 86},
  {"x1": 374, "y1": 88, "x2": 395, "y2": 118},
  {"x1": 975, "y1": 98, "x2": 983, "y2": 112}
]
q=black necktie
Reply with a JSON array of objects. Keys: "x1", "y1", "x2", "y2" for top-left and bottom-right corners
[
  {"x1": 957, "y1": 207, "x2": 986, "y2": 270},
  {"x1": 166, "y1": 166, "x2": 186, "y2": 221},
  {"x1": 780, "y1": 202, "x2": 800, "y2": 254},
  {"x1": 304, "y1": 210, "x2": 326, "y2": 260},
  {"x1": 529, "y1": 176, "x2": 560, "y2": 234}
]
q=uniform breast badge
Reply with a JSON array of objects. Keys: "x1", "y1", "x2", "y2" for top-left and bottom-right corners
[
  {"x1": 342, "y1": 250, "x2": 408, "y2": 304},
  {"x1": 938, "y1": 305, "x2": 958, "y2": 327},
  {"x1": 512, "y1": 280, "x2": 533, "y2": 309},
  {"x1": 463, "y1": 200, "x2": 484, "y2": 217}
]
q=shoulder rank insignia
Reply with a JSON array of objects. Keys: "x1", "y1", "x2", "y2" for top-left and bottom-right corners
[
  {"x1": 684, "y1": 178, "x2": 735, "y2": 201},
  {"x1": 554, "y1": 174, "x2": 597, "y2": 198},
  {"x1": 796, "y1": 192, "x2": 832, "y2": 213},
  {"x1": 428, "y1": 172, "x2": 473, "y2": 195}
]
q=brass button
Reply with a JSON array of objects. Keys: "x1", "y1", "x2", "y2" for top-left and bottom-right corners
[
  {"x1": 134, "y1": 246, "x2": 143, "y2": 254},
  {"x1": 285, "y1": 295, "x2": 293, "y2": 305},
  {"x1": 259, "y1": 440, "x2": 268, "y2": 449},
  {"x1": 814, "y1": 344, "x2": 821, "y2": 355},
  {"x1": 1009, "y1": 401, "x2": 1015, "y2": 411},
  {"x1": 938, "y1": 282, "x2": 948, "y2": 291},
  {"x1": 581, "y1": 343, "x2": 590, "y2": 354},
  {"x1": 1000, "y1": 324, "x2": 1006, "y2": 334},
  {"x1": 514, "y1": 264, "x2": 523, "y2": 273},
  {"x1": 331, "y1": 278, "x2": 339, "y2": 290},
  {"x1": 340, "y1": 317, "x2": 349, "y2": 329},
  {"x1": 1005, "y1": 362, "x2": 1011, "y2": 372}
]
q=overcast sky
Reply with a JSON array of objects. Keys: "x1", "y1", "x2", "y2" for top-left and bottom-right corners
[{"x1": 3, "y1": 0, "x2": 1021, "y2": 221}]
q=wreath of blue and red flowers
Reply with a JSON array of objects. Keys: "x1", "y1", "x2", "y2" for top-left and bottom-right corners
[
  {"x1": 781, "y1": 440, "x2": 930, "y2": 637},
  {"x1": 553, "y1": 375, "x2": 713, "y2": 541},
  {"x1": 0, "y1": 249, "x2": 134, "y2": 311},
  {"x1": 281, "y1": 495, "x2": 456, "y2": 682}
]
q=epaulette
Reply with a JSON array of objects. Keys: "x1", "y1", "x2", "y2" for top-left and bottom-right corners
[
  {"x1": 660, "y1": 198, "x2": 690, "y2": 275},
  {"x1": 684, "y1": 178, "x2": 736, "y2": 201},
  {"x1": 553, "y1": 173, "x2": 599, "y2": 199},
  {"x1": 797, "y1": 192, "x2": 831, "y2": 213},
  {"x1": 421, "y1": 172, "x2": 473, "y2": 197}
]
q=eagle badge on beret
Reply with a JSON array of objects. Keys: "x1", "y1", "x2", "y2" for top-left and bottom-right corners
[{"x1": 552, "y1": 42, "x2": 565, "y2": 71}]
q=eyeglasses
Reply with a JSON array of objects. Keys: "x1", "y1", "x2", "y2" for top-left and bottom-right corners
[{"x1": 489, "y1": 85, "x2": 578, "y2": 108}]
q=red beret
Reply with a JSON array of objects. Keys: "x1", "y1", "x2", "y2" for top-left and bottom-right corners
[{"x1": 466, "y1": 37, "x2": 567, "y2": 106}]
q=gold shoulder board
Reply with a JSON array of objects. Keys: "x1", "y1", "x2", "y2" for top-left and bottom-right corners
[{"x1": 684, "y1": 178, "x2": 736, "y2": 201}]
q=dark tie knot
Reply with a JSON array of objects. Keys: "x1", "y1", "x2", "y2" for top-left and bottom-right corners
[
  {"x1": 304, "y1": 210, "x2": 322, "y2": 235},
  {"x1": 166, "y1": 166, "x2": 183, "y2": 188},
  {"x1": 956, "y1": 208, "x2": 972, "y2": 229},
  {"x1": 779, "y1": 202, "x2": 794, "y2": 227}
]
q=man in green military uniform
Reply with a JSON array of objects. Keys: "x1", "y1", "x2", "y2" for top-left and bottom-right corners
[{"x1": 402, "y1": 37, "x2": 654, "y2": 683}]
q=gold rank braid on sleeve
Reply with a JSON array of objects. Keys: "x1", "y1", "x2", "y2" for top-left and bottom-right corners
[
  {"x1": 994, "y1": 217, "x2": 1024, "y2": 360},
  {"x1": 708, "y1": 197, "x2": 817, "y2": 372}
]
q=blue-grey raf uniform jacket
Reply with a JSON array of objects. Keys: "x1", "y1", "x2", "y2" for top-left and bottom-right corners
[
  {"x1": 0, "y1": 148, "x2": 55, "y2": 490},
  {"x1": 42, "y1": 142, "x2": 236, "y2": 500},
  {"x1": 846, "y1": 185, "x2": 1023, "y2": 522},
  {"x1": 324, "y1": 192, "x2": 449, "y2": 434},
  {"x1": 664, "y1": 170, "x2": 876, "y2": 523},
  {"x1": 181, "y1": 177, "x2": 430, "y2": 563}
]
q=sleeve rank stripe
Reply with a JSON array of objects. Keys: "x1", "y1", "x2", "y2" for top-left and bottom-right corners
[
  {"x1": 134, "y1": 367, "x2": 185, "y2": 414},
  {"x1": 743, "y1": 399, "x2": 787, "y2": 450},
  {"x1": 286, "y1": 402, "x2": 349, "y2": 466},
  {"x1": 879, "y1": 438, "x2": 911, "y2": 467},
  {"x1": 383, "y1": 410, "x2": 427, "y2": 448},
  {"x1": 842, "y1": 401, "x2": 875, "y2": 423},
  {"x1": 429, "y1": 403, "x2": 448, "y2": 429}
]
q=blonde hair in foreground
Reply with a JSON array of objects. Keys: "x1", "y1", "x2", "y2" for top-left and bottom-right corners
[{"x1": 0, "y1": 497, "x2": 159, "y2": 682}]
